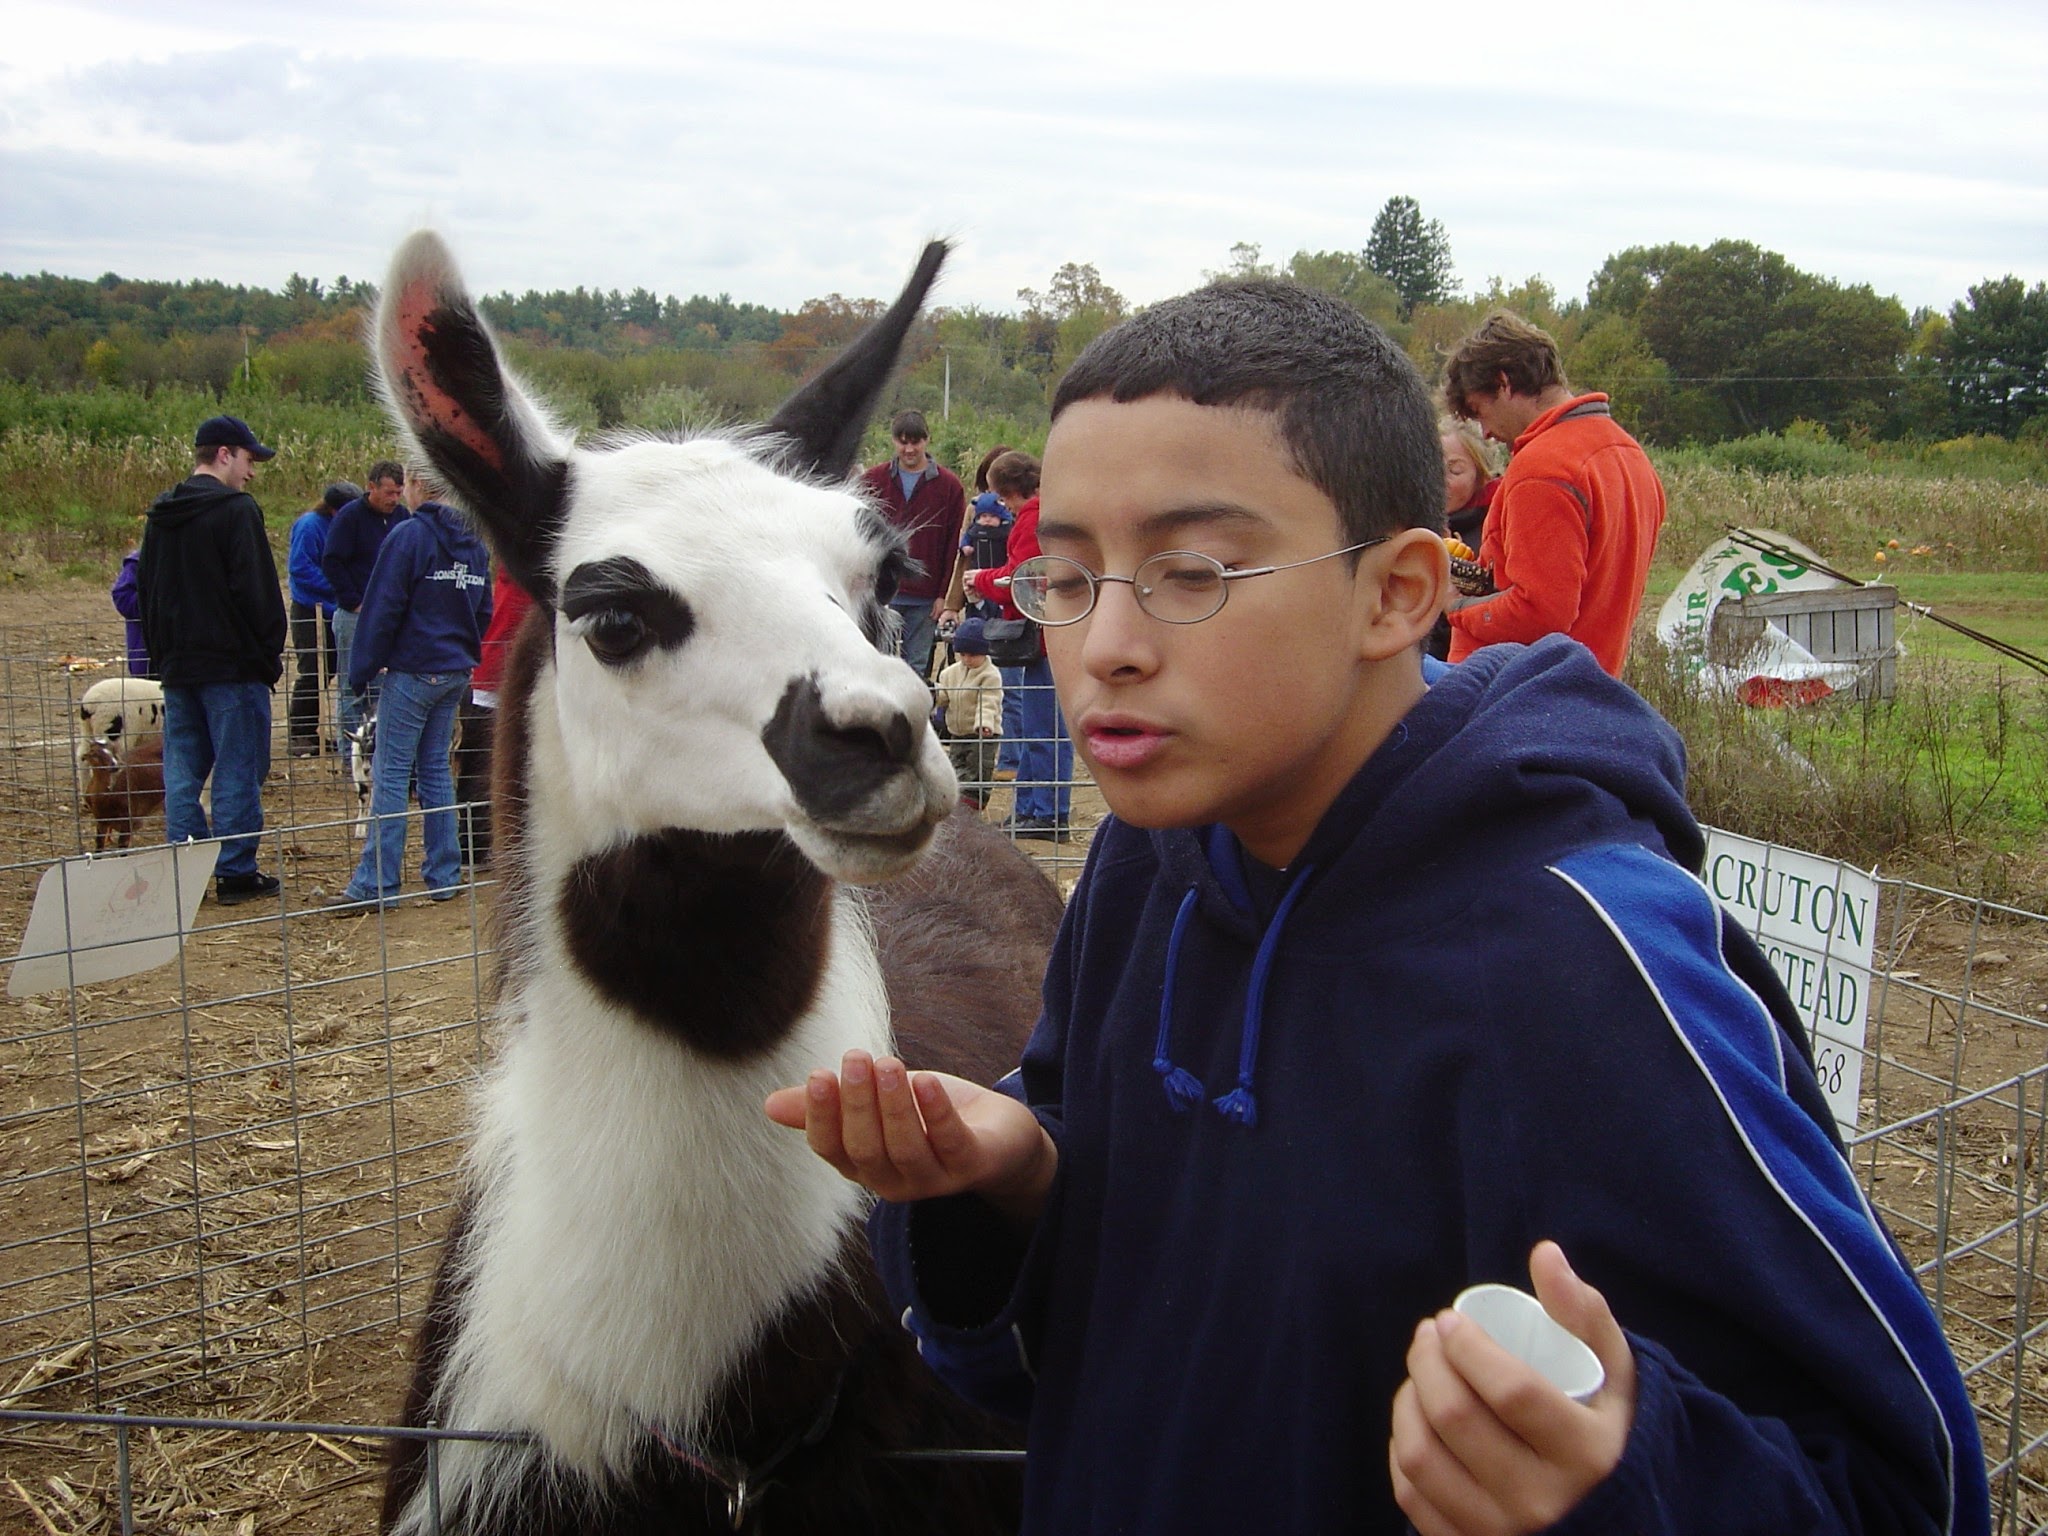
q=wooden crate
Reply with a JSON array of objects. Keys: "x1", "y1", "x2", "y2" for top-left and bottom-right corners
[{"x1": 1708, "y1": 585, "x2": 1898, "y2": 701}]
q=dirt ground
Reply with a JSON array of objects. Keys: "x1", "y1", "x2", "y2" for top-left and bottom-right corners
[
  {"x1": 3, "y1": 579, "x2": 2046, "y2": 1532},
  {"x1": 0, "y1": 581, "x2": 1102, "y2": 1534}
]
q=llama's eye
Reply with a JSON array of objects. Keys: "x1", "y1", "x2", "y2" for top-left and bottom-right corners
[
  {"x1": 874, "y1": 549, "x2": 913, "y2": 607},
  {"x1": 583, "y1": 608, "x2": 651, "y2": 665},
  {"x1": 561, "y1": 557, "x2": 695, "y2": 659}
]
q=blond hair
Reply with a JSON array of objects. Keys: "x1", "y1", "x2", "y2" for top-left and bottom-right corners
[{"x1": 1437, "y1": 416, "x2": 1500, "y2": 482}]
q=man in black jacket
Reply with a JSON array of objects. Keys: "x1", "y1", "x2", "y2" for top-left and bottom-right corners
[{"x1": 137, "y1": 416, "x2": 289, "y2": 905}]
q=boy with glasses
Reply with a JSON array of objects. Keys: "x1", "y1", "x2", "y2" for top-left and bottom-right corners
[{"x1": 769, "y1": 283, "x2": 1983, "y2": 1535}]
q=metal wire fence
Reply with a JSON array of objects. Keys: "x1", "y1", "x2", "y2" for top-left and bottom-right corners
[
  {"x1": 1846, "y1": 878, "x2": 2048, "y2": 1532},
  {"x1": 2, "y1": 620, "x2": 2045, "y2": 1532}
]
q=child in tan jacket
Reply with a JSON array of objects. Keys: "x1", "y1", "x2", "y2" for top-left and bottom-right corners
[{"x1": 934, "y1": 617, "x2": 1004, "y2": 809}]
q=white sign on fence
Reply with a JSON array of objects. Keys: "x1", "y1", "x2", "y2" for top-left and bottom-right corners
[
  {"x1": 8, "y1": 841, "x2": 220, "y2": 997},
  {"x1": 1701, "y1": 828, "x2": 1877, "y2": 1134}
]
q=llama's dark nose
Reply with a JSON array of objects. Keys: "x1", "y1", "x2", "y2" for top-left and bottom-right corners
[{"x1": 763, "y1": 675, "x2": 920, "y2": 826}]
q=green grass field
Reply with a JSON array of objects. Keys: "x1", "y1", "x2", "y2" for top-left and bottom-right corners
[{"x1": 1881, "y1": 572, "x2": 2048, "y2": 665}]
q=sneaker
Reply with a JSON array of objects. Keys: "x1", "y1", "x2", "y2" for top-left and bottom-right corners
[
  {"x1": 1006, "y1": 816, "x2": 1067, "y2": 842},
  {"x1": 214, "y1": 871, "x2": 282, "y2": 906},
  {"x1": 322, "y1": 892, "x2": 390, "y2": 917}
]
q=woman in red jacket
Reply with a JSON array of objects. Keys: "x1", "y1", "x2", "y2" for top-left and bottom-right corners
[
  {"x1": 452, "y1": 565, "x2": 536, "y2": 868},
  {"x1": 965, "y1": 451, "x2": 1072, "y2": 838}
]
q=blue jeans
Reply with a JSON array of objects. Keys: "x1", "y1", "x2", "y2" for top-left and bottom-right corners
[
  {"x1": 890, "y1": 598, "x2": 937, "y2": 680},
  {"x1": 161, "y1": 682, "x2": 272, "y2": 878},
  {"x1": 333, "y1": 608, "x2": 364, "y2": 755},
  {"x1": 1013, "y1": 655, "x2": 1072, "y2": 823},
  {"x1": 995, "y1": 664, "x2": 1025, "y2": 773},
  {"x1": 345, "y1": 669, "x2": 468, "y2": 903}
]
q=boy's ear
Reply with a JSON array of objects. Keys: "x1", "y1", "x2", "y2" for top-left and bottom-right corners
[{"x1": 1357, "y1": 529, "x2": 1450, "y2": 661}]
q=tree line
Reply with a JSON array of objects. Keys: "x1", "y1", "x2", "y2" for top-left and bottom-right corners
[{"x1": 1, "y1": 197, "x2": 2042, "y2": 453}]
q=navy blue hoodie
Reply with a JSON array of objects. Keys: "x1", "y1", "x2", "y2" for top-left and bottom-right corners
[
  {"x1": 321, "y1": 493, "x2": 410, "y2": 612},
  {"x1": 873, "y1": 637, "x2": 1984, "y2": 1536},
  {"x1": 347, "y1": 503, "x2": 492, "y2": 693}
]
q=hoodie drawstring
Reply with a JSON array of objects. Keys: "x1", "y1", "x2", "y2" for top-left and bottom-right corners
[
  {"x1": 1153, "y1": 889, "x2": 1207, "y2": 1112},
  {"x1": 1154, "y1": 865, "x2": 1317, "y2": 1129}
]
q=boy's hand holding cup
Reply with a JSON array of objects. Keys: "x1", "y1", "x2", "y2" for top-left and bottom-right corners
[{"x1": 1389, "y1": 1241, "x2": 1636, "y2": 1536}]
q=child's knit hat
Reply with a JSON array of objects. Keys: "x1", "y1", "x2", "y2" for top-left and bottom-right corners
[{"x1": 952, "y1": 617, "x2": 989, "y2": 656}]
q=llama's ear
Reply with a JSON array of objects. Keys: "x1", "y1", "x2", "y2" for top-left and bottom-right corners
[
  {"x1": 765, "y1": 240, "x2": 948, "y2": 480},
  {"x1": 374, "y1": 230, "x2": 571, "y2": 605}
]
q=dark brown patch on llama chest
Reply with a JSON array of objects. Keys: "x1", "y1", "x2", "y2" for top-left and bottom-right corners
[{"x1": 557, "y1": 829, "x2": 833, "y2": 1059}]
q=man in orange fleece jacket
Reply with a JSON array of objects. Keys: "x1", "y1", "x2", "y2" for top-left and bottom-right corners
[{"x1": 1442, "y1": 313, "x2": 1665, "y2": 676}]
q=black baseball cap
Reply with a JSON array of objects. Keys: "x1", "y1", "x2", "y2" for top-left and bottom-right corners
[{"x1": 194, "y1": 415, "x2": 277, "y2": 461}]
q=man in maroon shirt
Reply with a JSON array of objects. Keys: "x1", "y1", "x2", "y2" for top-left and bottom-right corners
[{"x1": 861, "y1": 409, "x2": 964, "y2": 678}]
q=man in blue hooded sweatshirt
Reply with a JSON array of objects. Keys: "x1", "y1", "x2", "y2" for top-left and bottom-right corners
[
  {"x1": 767, "y1": 283, "x2": 1986, "y2": 1536},
  {"x1": 331, "y1": 470, "x2": 491, "y2": 912}
]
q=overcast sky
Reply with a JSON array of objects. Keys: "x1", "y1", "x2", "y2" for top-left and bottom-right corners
[{"x1": 3, "y1": 0, "x2": 2042, "y2": 319}]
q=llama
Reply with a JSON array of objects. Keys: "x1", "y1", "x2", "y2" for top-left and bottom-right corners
[
  {"x1": 77, "y1": 675, "x2": 165, "y2": 763},
  {"x1": 372, "y1": 231, "x2": 1062, "y2": 1536},
  {"x1": 79, "y1": 734, "x2": 165, "y2": 851}
]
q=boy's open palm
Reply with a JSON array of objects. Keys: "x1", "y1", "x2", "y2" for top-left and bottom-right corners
[
  {"x1": 1389, "y1": 1242, "x2": 1636, "y2": 1536},
  {"x1": 765, "y1": 1050, "x2": 1055, "y2": 1223}
]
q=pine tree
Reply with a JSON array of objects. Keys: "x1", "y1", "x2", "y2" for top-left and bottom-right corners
[{"x1": 1364, "y1": 196, "x2": 1457, "y2": 318}]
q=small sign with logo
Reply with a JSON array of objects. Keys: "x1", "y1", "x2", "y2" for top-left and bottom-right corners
[{"x1": 9, "y1": 841, "x2": 219, "y2": 996}]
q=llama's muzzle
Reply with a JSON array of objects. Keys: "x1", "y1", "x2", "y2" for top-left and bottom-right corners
[{"x1": 761, "y1": 674, "x2": 948, "y2": 845}]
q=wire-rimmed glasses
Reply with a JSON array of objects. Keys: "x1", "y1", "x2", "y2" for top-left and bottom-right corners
[{"x1": 1007, "y1": 538, "x2": 1389, "y2": 626}]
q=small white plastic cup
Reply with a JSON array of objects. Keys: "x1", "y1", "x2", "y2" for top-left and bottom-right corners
[{"x1": 1451, "y1": 1283, "x2": 1605, "y2": 1403}]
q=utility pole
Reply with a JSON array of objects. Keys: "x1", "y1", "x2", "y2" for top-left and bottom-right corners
[{"x1": 942, "y1": 350, "x2": 951, "y2": 420}]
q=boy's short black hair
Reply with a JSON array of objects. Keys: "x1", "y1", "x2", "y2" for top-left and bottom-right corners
[
  {"x1": 889, "y1": 410, "x2": 930, "y2": 443},
  {"x1": 1051, "y1": 279, "x2": 1444, "y2": 540}
]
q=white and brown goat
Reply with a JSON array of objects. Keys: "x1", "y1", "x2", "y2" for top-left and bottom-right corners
[
  {"x1": 372, "y1": 233, "x2": 1059, "y2": 1535},
  {"x1": 79, "y1": 733, "x2": 165, "y2": 851}
]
